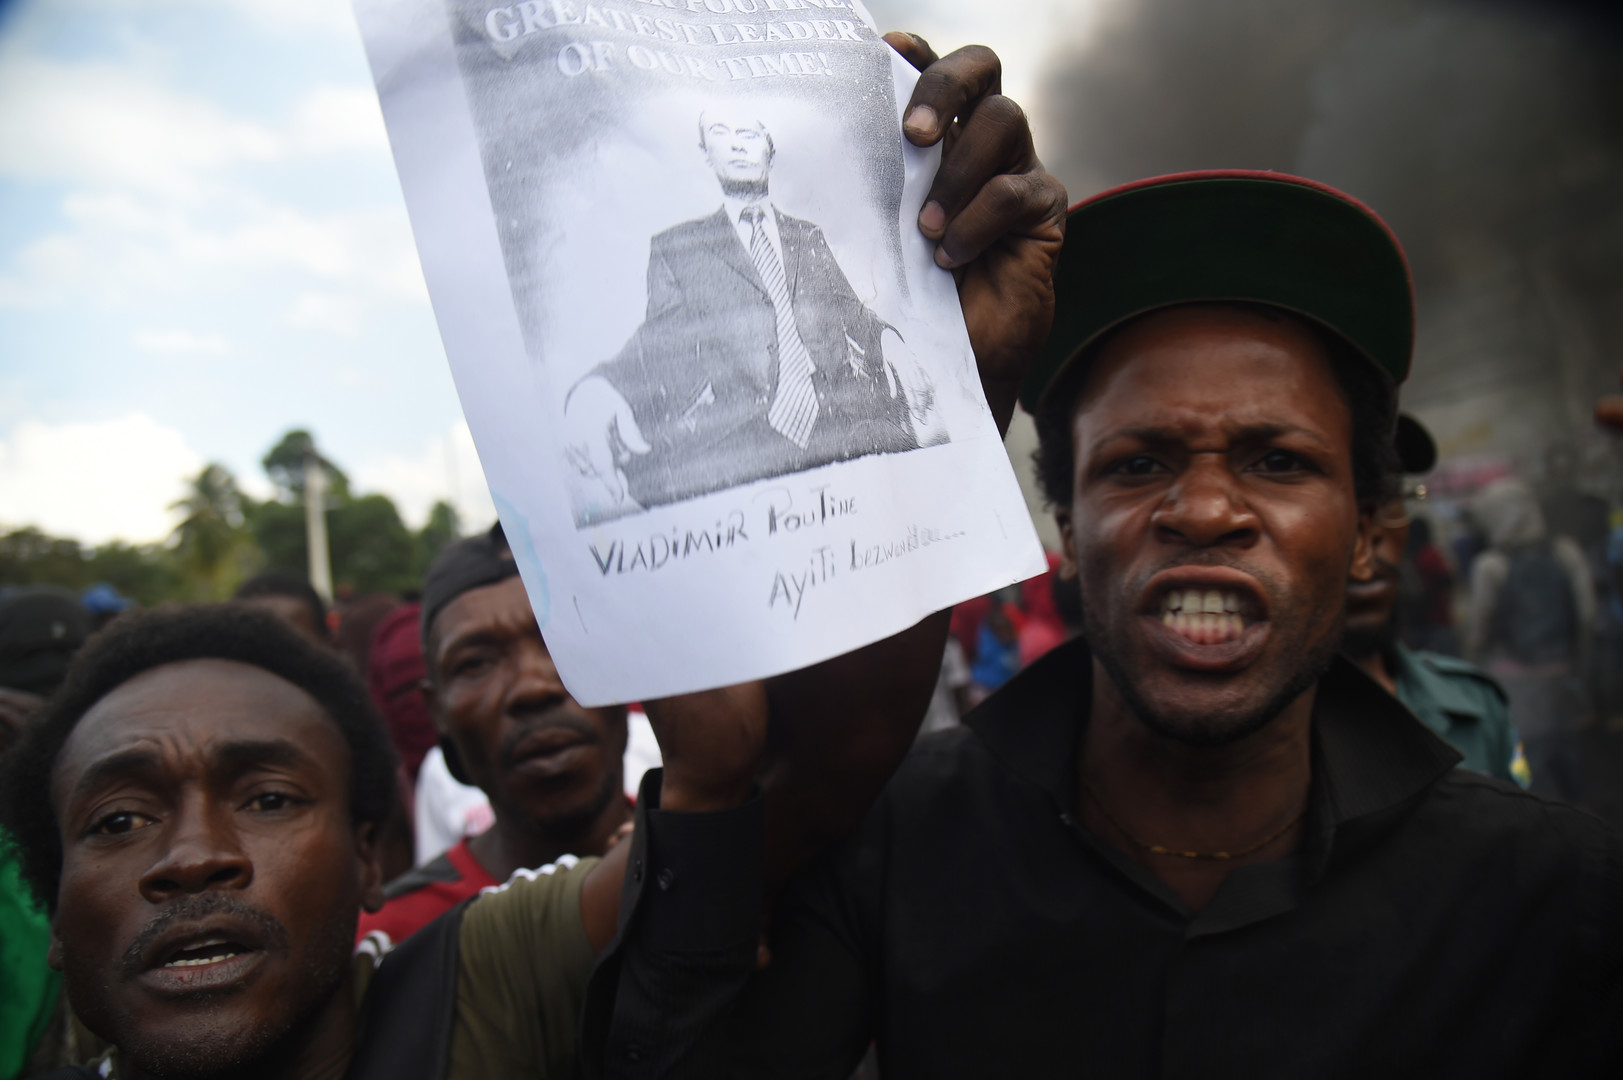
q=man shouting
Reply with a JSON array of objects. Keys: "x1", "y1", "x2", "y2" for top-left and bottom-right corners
[{"x1": 591, "y1": 167, "x2": 1623, "y2": 1077}]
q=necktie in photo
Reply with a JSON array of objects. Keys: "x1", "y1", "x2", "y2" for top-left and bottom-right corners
[{"x1": 742, "y1": 205, "x2": 819, "y2": 449}]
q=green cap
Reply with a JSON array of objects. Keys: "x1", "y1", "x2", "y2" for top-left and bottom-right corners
[{"x1": 1022, "y1": 170, "x2": 1414, "y2": 413}]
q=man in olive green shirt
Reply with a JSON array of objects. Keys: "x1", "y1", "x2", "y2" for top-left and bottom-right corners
[{"x1": 4, "y1": 601, "x2": 769, "y2": 1080}]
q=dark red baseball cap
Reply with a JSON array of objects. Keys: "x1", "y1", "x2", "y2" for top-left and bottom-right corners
[{"x1": 1021, "y1": 170, "x2": 1415, "y2": 413}]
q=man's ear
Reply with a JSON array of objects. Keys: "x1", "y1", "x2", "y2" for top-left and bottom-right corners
[
  {"x1": 1349, "y1": 501, "x2": 1379, "y2": 583},
  {"x1": 1053, "y1": 506, "x2": 1079, "y2": 580},
  {"x1": 355, "y1": 821, "x2": 387, "y2": 914}
]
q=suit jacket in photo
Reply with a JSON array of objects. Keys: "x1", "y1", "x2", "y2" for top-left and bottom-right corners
[{"x1": 591, "y1": 206, "x2": 918, "y2": 509}]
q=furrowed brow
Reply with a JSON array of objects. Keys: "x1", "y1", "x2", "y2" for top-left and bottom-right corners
[
  {"x1": 1089, "y1": 421, "x2": 1332, "y2": 455},
  {"x1": 1227, "y1": 421, "x2": 1334, "y2": 451},
  {"x1": 438, "y1": 616, "x2": 538, "y2": 667},
  {"x1": 211, "y1": 738, "x2": 317, "y2": 781},
  {"x1": 69, "y1": 748, "x2": 164, "y2": 803}
]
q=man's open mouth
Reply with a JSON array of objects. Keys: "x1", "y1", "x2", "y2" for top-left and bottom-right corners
[
  {"x1": 132, "y1": 915, "x2": 275, "y2": 995},
  {"x1": 1157, "y1": 587, "x2": 1259, "y2": 645},
  {"x1": 159, "y1": 937, "x2": 252, "y2": 969}
]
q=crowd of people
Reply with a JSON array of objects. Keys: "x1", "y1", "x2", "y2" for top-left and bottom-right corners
[{"x1": 2, "y1": 32, "x2": 1623, "y2": 1080}]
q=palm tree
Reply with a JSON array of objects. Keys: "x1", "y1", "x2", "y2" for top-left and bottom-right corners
[{"x1": 169, "y1": 464, "x2": 251, "y2": 600}]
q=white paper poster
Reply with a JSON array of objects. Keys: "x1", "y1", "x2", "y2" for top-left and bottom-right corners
[{"x1": 354, "y1": 0, "x2": 1045, "y2": 705}]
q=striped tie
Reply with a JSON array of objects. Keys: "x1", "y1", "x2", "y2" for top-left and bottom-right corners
[{"x1": 742, "y1": 205, "x2": 819, "y2": 449}]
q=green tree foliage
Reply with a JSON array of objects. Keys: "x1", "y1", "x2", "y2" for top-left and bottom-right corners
[
  {"x1": 81, "y1": 542, "x2": 183, "y2": 607},
  {"x1": 0, "y1": 528, "x2": 182, "y2": 607},
  {"x1": 0, "y1": 528, "x2": 89, "y2": 588},
  {"x1": 330, "y1": 494, "x2": 416, "y2": 595},
  {"x1": 244, "y1": 499, "x2": 309, "y2": 579},
  {"x1": 250, "y1": 430, "x2": 422, "y2": 596},
  {"x1": 414, "y1": 500, "x2": 461, "y2": 578},
  {"x1": 169, "y1": 463, "x2": 255, "y2": 600},
  {"x1": 4, "y1": 429, "x2": 464, "y2": 607},
  {"x1": 262, "y1": 429, "x2": 350, "y2": 500}
]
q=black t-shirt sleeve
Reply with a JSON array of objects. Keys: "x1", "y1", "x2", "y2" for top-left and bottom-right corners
[
  {"x1": 583, "y1": 769, "x2": 878, "y2": 1079},
  {"x1": 584, "y1": 769, "x2": 764, "y2": 1078},
  {"x1": 715, "y1": 862, "x2": 877, "y2": 1078}
]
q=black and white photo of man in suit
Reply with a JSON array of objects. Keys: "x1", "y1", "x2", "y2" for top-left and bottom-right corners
[{"x1": 565, "y1": 110, "x2": 921, "y2": 519}]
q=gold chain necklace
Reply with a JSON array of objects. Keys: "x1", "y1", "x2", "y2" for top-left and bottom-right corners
[{"x1": 1082, "y1": 783, "x2": 1306, "y2": 861}]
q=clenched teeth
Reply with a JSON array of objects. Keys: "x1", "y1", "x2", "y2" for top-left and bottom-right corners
[
  {"x1": 1161, "y1": 610, "x2": 1245, "y2": 640},
  {"x1": 1158, "y1": 589, "x2": 1252, "y2": 644},
  {"x1": 1160, "y1": 589, "x2": 1243, "y2": 615},
  {"x1": 164, "y1": 953, "x2": 238, "y2": 968},
  {"x1": 162, "y1": 938, "x2": 241, "y2": 968}
]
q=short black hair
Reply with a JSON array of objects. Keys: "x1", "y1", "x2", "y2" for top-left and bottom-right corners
[
  {"x1": 1033, "y1": 303, "x2": 1398, "y2": 509},
  {"x1": 0, "y1": 605, "x2": 398, "y2": 913},
  {"x1": 234, "y1": 569, "x2": 327, "y2": 630}
]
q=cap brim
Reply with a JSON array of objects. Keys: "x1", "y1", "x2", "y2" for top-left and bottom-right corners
[{"x1": 1022, "y1": 171, "x2": 1414, "y2": 413}]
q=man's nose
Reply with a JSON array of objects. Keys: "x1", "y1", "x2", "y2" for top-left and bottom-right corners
[
  {"x1": 506, "y1": 638, "x2": 570, "y2": 713},
  {"x1": 137, "y1": 796, "x2": 251, "y2": 902},
  {"x1": 1150, "y1": 457, "x2": 1260, "y2": 549}
]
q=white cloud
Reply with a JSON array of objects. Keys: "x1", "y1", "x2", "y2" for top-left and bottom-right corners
[
  {"x1": 0, "y1": 414, "x2": 204, "y2": 544},
  {"x1": 0, "y1": 193, "x2": 425, "y2": 316},
  {"x1": 59, "y1": 0, "x2": 357, "y2": 36},
  {"x1": 284, "y1": 291, "x2": 364, "y2": 338},
  {"x1": 132, "y1": 328, "x2": 230, "y2": 355},
  {"x1": 0, "y1": 50, "x2": 383, "y2": 197},
  {"x1": 0, "y1": 58, "x2": 281, "y2": 197},
  {"x1": 289, "y1": 86, "x2": 391, "y2": 155},
  {"x1": 353, "y1": 421, "x2": 497, "y2": 531},
  {"x1": 222, "y1": 0, "x2": 358, "y2": 34},
  {"x1": 0, "y1": 35, "x2": 418, "y2": 331}
]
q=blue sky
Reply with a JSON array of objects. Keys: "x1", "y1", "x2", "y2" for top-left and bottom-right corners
[
  {"x1": 0, "y1": 0, "x2": 1091, "y2": 546},
  {"x1": 0, "y1": 0, "x2": 495, "y2": 542}
]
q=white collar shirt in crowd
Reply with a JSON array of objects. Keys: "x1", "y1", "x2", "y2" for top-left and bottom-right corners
[{"x1": 413, "y1": 744, "x2": 494, "y2": 866}]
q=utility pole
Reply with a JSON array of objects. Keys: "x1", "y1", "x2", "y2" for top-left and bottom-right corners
[{"x1": 303, "y1": 449, "x2": 334, "y2": 602}]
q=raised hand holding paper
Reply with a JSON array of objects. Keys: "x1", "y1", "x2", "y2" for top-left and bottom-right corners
[{"x1": 354, "y1": 0, "x2": 1046, "y2": 704}]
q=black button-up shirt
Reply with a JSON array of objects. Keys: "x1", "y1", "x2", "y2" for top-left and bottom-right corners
[{"x1": 587, "y1": 638, "x2": 1623, "y2": 1078}]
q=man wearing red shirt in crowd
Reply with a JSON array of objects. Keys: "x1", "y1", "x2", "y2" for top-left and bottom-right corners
[{"x1": 357, "y1": 524, "x2": 632, "y2": 949}]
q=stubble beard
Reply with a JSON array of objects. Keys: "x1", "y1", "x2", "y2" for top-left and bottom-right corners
[
  {"x1": 84, "y1": 895, "x2": 356, "y2": 1080},
  {"x1": 1082, "y1": 586, "x2": 1342, "y2": 749},
  {"x1": 539, "y1": 763, "x2": 625, "y2": 845},
  {"x1": 503, "y1": 761, "x2": 625, "y2": 856}
]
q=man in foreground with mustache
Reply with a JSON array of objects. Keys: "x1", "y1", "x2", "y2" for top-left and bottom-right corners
[
  {"x1": 1, "y1": 605, "x2": 638, "y2": 1079},
  {"x1": 590, "y1": 171, "x2": 1623, "y2": 1077}
]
